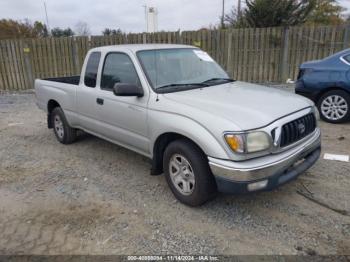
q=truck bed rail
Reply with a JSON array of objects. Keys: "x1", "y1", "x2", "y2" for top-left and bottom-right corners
[{"x1": 43, "y1": 76, "x2": 80, "y2": 85}]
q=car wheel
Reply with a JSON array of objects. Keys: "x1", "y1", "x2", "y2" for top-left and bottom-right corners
[
  {"x1": 163, "y1": 139, "x2": 217, "y2": 206},
  {"x1": 51, "y1": 107, "x2": 77, "y2": 144},
  {"x1": 317, "y1": 90, "x2": 350, "y2": 123}
]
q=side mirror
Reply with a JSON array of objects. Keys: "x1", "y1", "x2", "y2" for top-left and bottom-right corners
[{"x1": 113, "y1": 83, "x2": 144, "y2": 97}]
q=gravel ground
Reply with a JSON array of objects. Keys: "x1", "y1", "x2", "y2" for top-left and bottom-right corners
[{"x1": 0, "y1": 90, "x2": 349, "y2": 255}]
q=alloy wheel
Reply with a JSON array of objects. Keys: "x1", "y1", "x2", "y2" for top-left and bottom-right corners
[{"x1": 321, "y1": 95, "x2": 348, "y2": 121}]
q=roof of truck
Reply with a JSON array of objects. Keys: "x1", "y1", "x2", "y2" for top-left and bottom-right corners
[{"x1": 90, "y1": 44, "x2": 195, "y2": 53}]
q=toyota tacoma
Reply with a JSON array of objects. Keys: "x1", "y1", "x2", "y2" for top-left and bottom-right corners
[{"x1": 35, "y1": 44, "x2": 321, "y2": 206}]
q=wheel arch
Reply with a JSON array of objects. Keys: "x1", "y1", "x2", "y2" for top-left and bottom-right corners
[
  {"x1": 47, "y1": 99, "x2": 61, "y2": 128},
  {"x1": 315, "y1": 87, "x2": 350, "y2": 103},
  {"x1": 151, "y1": 132, "x2": 208, "y2": 176}
]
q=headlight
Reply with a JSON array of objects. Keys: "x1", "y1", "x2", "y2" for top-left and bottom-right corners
[
  {"x1": 246, "y1": 132, "x2": 270, "y2": 152},
  {"x1": 224, "y1": 131, "x2": 271, "y2": 154}
]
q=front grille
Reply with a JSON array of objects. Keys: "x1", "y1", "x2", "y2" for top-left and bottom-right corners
[{"x1": 280, "y1": 113, "x2": 316, "y2": 148}]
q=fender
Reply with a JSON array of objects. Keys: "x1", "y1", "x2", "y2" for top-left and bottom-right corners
[{"x1": 149, "y1": 110, "x2": 230, "y2": 159}]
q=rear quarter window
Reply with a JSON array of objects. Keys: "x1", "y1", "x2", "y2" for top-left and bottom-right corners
[
  {"x1": 343, "y1": 54, "x2": 350, "y2": 63},
  {"x1": 84, "y1": 52, "x2": 101, "y2": 87}
]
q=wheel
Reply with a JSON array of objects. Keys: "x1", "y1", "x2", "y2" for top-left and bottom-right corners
[
  {"x1": 317, "y1": 90, "x2": 350, "y2": 123},
  {"x1": 51, "y1": 107, "x2": 77, "y2": 144},
  {"x1": 163, "y1": 139, "x2": 217, "y2": 206}
]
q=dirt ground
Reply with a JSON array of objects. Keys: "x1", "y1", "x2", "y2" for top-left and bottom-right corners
[{"x1": 0, "y1": 91, "x2": 349, "y2": 255}]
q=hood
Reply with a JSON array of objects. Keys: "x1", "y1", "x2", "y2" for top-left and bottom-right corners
[{"x1": 162, "y1": 81, "x2": 313, "y2": 131}]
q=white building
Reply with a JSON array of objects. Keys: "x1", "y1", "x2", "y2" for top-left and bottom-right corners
[{"x1": 146, "y1": 6, "x2": 158, "y2": 33}]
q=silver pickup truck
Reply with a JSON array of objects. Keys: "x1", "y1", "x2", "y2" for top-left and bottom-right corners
[{"x1": 35, "y1": 44, "x2": 321, "y2": 206}]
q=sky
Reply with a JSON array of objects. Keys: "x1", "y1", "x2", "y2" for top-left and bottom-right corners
[{"x1": 0, "y1": 0, "x2": 349, "y2": 35}]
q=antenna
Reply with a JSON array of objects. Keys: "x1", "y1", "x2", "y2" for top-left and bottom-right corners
[
  {"x1": 142, "y1": 4, "x2": 148, "y2": 32},
  {"x1": 44, "y1": 1, "x2": 51, "y2": 34},
  {"x1": 221, "y1": 0, "x2": 225, "y2": 28},
  {"x1": 237, "y1": 0, "x2": 242, "y2": 20}
]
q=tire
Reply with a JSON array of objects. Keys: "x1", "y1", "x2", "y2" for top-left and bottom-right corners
[
  {"x1": 317, "y1": 90, "x2": 350, "y2": 124},
  {"x1": 51, "y1": 107, "x2": 77, "y2": 144},
  {"x1": 163, "y1": 139, "x2": 217, "y2": 206}
]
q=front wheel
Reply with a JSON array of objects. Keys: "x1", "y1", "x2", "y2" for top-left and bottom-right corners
[
  {"x1": 317, "y1": 90, "x2": 350, "y2": 123},
  {"x1": 163, "y1": 139, "x2": 217, "y2": 206}
]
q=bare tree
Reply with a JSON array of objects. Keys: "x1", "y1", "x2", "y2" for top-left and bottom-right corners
[
  {"x1": 306, "y1": 0, "x2": 346, "y2": 25},
  {"x1": 75, "y1": 21, "x2": 91, "y2": 36},
  {"x1": 224, "y1": 7, "x2": 248, "y2": 28}
]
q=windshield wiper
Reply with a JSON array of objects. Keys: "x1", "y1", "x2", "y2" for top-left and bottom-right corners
[
  {"x1": 157, "y1": 83, "x2": 209, "y2": 89},
  {"x1": 201, "y1": 78, "x2": 235, "y2": 84}
]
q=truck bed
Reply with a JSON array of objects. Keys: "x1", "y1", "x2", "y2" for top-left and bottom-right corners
[{"x1": 43, "y1": 76, "x2": 80, "y2": 85}]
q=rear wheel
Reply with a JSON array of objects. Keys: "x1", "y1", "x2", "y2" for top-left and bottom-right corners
[
  {"x1": 163, "y1": 139, "x2": 217, "y2": 206},
  {"x1": 51, "y1": 107, "x2": 77, "y2": 144},
  {"x1": 317, "y1": 90, "x2": 350, "y2": 123}
]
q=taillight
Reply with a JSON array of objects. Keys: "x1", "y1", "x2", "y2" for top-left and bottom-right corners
[
  {"x1": 298, "y1": 68, "x2": 313, "y2": 79},
  {"x1": 297, "y1": 69, "x2": 305, "y2": 80}
]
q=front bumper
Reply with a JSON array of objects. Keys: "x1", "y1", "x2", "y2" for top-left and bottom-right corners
[{"x1": 209, "y1": 128, "x2": 321, "y2": 194}]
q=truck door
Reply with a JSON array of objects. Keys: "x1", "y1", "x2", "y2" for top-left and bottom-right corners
[
  {"x1": 76, "y1": 51, "x2": 102, "y2": 133},
  {"x1": 95, "y1": 52, "x2": 150, "y2": 155}
]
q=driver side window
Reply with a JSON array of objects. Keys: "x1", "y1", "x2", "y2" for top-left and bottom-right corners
[{"x1": 101, "y1": 53, "x2": 141, "y2": 91}]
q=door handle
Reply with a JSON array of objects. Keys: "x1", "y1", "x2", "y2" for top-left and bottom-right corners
[{"x1": 96, "y1": 98, "x2": 104, "y2": 105}]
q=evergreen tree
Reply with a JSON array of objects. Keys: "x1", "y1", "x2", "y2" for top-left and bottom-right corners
[
  {"x1": 51, "y1": 27, "x2": 74, "y2": 37},
  {"x1": 244, "y1": 0, "x2": 316, "y2": 27},
  {"x1": 102, "y1": 28, "x2": 123, "y2": 36}
]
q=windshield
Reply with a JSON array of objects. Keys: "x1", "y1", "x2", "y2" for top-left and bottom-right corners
[{"x1": 137, "y1": 48, "x2": 230, "y2": 92}]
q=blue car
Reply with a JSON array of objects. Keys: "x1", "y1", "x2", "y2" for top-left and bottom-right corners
[{"x1": 295, "y1": 49, "x2": 350, "y2": 123}]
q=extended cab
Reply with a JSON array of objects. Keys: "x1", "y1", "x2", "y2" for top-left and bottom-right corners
[{"x1": 35, "y1": 44, "x2": 321, "y2": 206}]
